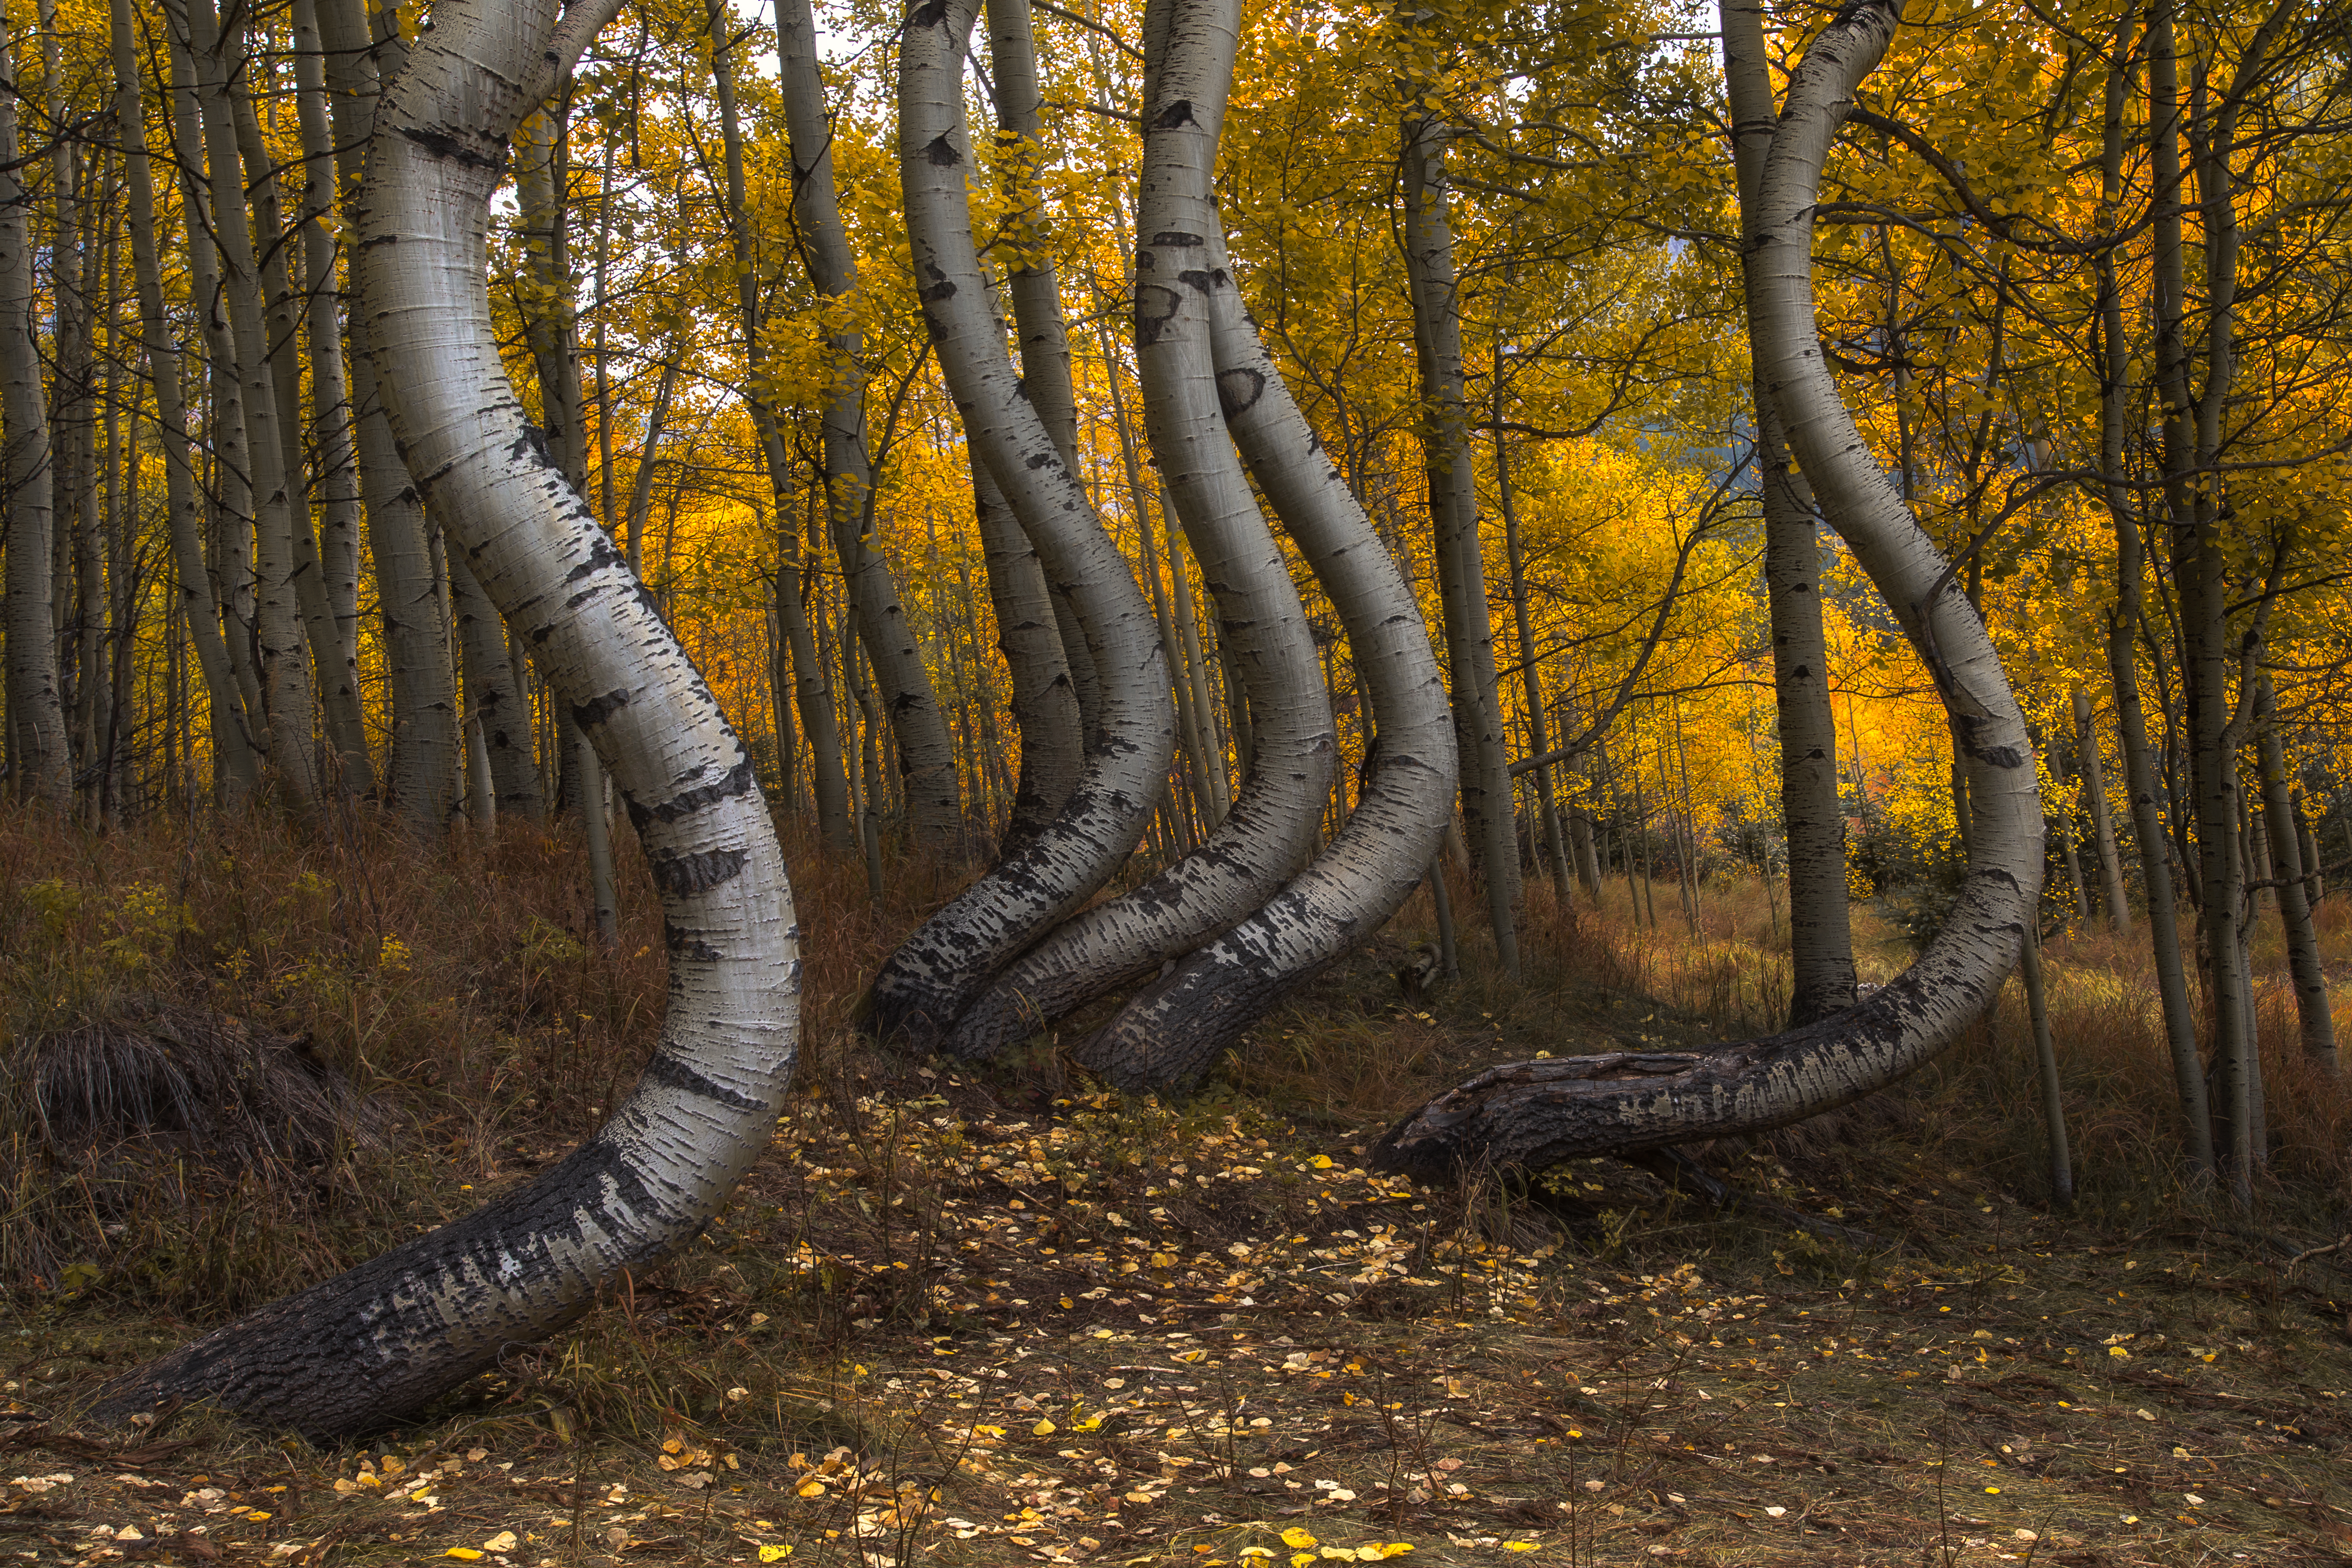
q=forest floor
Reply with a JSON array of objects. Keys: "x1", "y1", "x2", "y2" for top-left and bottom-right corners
[{"x1": 7, "y1": 822, "x2": 2352, "y2": 1568}]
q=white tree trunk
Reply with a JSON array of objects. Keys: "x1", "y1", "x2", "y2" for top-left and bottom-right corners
[
  {"x1": 0, "y1": 19, "x2": 67, "y2": 806},
  {"x1": 941, "y1": 0, "x2": 1336, "y2": 1059},
  {"x1": 94, "y1": 0, "x2": 799, "y2": 1438},
  {"x1": 1372, "y1": 0, "x2": 2042, "y2": 1177},
  {"x1": 872, "y1": 0, "x2": 1175, "y2": 1048},
  {"x1": 1074, "y1": 0, "x2": 1455, "y2": 1090}
]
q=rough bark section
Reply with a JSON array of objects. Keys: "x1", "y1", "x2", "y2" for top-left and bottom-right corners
[
  {"x1": 1371, "y1": 0, "x2": 2041, "y2": 1180},
  {"x1": 2072, "y1": 685, "x2": 2129, "y2": 931},
  {"x1": 1724, "y1": 0, "x2": 1854, "y2": 1026},
  {"x1": 1072, "y1": 0, "x2": 1456, "y2": 1087},
  {"x1": 942, "y1": 0, "x2": 1335, "y2": 1060},
  {"x1": 92, "y1": 0, "x2": 798, "y2": 1439},
  {"x1": 872, "y1": 0, "x2": 1174, "y2": 1049}
]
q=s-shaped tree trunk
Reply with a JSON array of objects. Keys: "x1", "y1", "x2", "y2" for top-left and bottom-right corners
[
  {"x1": 873, "y1": 0, "x2": 1175, "y2": 1049},
  {"x1": 1372, "y1": 0, "x2": 2041, "y2": 1179},
  {"x1": 1073, "y1": 0, "x2": 1455, "y2": 1091},
  {"x1": 92, "y1": 0, "x2": 799, "y2": 1439},
  {"x1": 1723, "y1": 0, "x2": 1855, "y2": 1026},
  {"x1": 939, "y1": 0, "x2": 1336, "y2": 1059}
]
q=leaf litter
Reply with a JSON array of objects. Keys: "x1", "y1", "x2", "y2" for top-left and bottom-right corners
[{"x1": 8, "y1": 1043, "x2": 2352, "y2": 1567}]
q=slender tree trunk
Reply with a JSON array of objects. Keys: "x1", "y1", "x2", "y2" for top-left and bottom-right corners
[
  {"x1": 98, "y1": 0, "x2": 798, "y2": 1441},
  {"x1": 1494, "y1": 387, "x2": 1573, "y2": 908},
  {"x1": 1375, "y1": 0, "x2": 2042, "y2": 1178},
  {"x1": 2073, "y1": 685, "x2": 2130, "y2": 931},
  {"x1": 1400, "y1": 111, "x2": 1517, "y2": 977},
  {"x1": 317, "y1": 0, "x2": 457, "y2": 827},
  {"x1": 290, "y1": 0, "x2": 375, "y2": 792},
  {"x1": 2256, "y1": 674, "x2": 2337, "y2": 1073},
  {"x1": 0, "y1": 17, "x2": 67, "y2": 804},
  {"x1": 1724, "y1": 0, "x2": 1854, "y2": 1025},
  {"x1": 112, "y1": 0, "x2": 259, "y2": 805},
  {"x1": 188, "y1": 0, "x2": 319, "y2": 803},
  {"x1": 2102, "y1": 2, "x2": 2210, "y2": 1176},
  {"x1": 2020, "y1": 924, "x2": 2073, "y2": 1207},
  {"x1": 972, "y1": 456, "x2": 1082, "y2": 848},
  {"x1": 878, "y1": 0, "x2": 1174, "y2": 1047},
  {"x1": 777, "y1": 0, "x2": 962, "y2": 851}
]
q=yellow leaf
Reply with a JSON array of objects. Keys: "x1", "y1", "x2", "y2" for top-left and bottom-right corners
[
  {"x1": 443, "y1": 1553, "x2": 483, "y2": 1562},
  {"x1": 760, "y1": 1548, "x2": 795, "y2": 1563},
  {"x1": 1292, "y1": 1557, "x2": 1318, "y2": 1568},
  {"x1": 1311, "y1": 1155, "x2": 1334, "y2": 1169},
  {"x1": 1368, "y1": 1549, "x2": 1416, "y2": 1561},
  {"x1": 481, "y1": 1533, "x2": 518, "y2": 1553},
  {"x1": 797, "y1": 1480, "x2": 825, "y2": 1497},
  {"x1": 2108, "y1": 1346, "x2": 2130, "y2": 1360},
  {"x1": 1504, "y1": 1546, "x2": 1540, "y2": 1554},
  {"x1": 1032, "y1": 1420, "x2": 1057, "y2": 1436},
  {"x1": 1282, "y1": 1528, "x2": 1321, "y2": 1548}
]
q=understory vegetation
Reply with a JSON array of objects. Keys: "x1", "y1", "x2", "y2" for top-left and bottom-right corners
[{"x1": 5, "y1": 810, "x2": 2351, "y2": 1566}]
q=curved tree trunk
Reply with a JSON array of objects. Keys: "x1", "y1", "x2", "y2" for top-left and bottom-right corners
[
  {"x1": 983, "y1": 0, "x2": 1099, "y2": 752},
  {"x1": 873, "y1": 0, "x2": 1175, "y2": 1049},
  {"x1": 939, "y1": 0, "x2": 1336, "y2": 1060},
  {"x1": 1371, "y1": 0, "x2": 2041, "y2": 1179},
  {"x1": 1724, "y1": 0, "x2": 1854, "y2": 1026},
  {"x1": 92, "y1": 0, "x2": 799, "y2": 1440},
  {"x1": 1071, "y1": 0, "x2": 1455, "y2": 1091},
  {"x1": 776, "y1": 0, "x2": 962, "y2": 852}
]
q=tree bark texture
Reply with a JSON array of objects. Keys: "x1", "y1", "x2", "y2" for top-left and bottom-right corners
[
  {"x1": 1723, "y1": 0, "x2": 1855, "y2": 1026},
  {"x1": 1400, "y1": 113, "x2": 1518, "y2": 976},
  {"x1": 2256, "y1": 674, "x2": 2336, "y2": 1073},
  {"x1": 0, "y1": 17, "x2": 67, "y2": 805},
  {"x1": 777, "y1": 0, "x2": 962, "y2": 850},
  {"x1": 94, "y1": 0, "x2": 798, "y2": 1440},
  {"x1": 1073, "y1": 0, "x2": 1455, "y2": 1090},
  {"x1": 1372, "y1": 0, "x2": 2043, "y2": 1180},
  {"x1": 875, "y1": 0, "x2": 1175, "y2": 1048},
  {"x1": 940, "y1": 0, "x2": 1336, "y2": 1060}
]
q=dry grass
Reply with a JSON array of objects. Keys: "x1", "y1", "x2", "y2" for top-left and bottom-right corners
[{"x1": 6, "y1": 808, "x2": 2352, "y2": 1566}]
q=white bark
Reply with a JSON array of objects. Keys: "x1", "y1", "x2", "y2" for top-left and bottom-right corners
[
  {"x1": 95, "y1": 0, "x2": 799, "y2": 1438},
  {"x1": 0, "y1": 18, "x2": 66, "y2": 805},
  {"x1": 1074, "y1": 0, "x2": 1455, "y2": 1090},
  {"x1": 942, "y1": 0, "x2": 1335, "y2": 1059},
  {"x1": 873, "y1": 0, "x2": 1174, "y2": 1048},
  {"x1": 111, "y1": 0, "x2": 260, "y2": 804},
  {"x1": 1372, "y1": 0, "x2": 2043, "y2": 1177}
]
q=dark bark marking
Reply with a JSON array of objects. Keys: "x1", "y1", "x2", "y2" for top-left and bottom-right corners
[
  {"x1": 628, "y1": 761, "x2": 757, "y2": 828},
  {"x1": 572, "y1": 689, "x2": 631, "y2": 728},
  {"x1": 1215, "y1": 368, "x2": 1266, "y2": 417},
  {"x1": 398, "y1": 125, "x2": 500, "y2": 172},
  {"x1": 640, "y1": 1051, "x2": 764, "y2": 1112},
  {"x1": 1152, "y1": 100, "x2": 1196, "y2": 129},
  {"x1": 924, "y1": 133, "x2": 960, "y2": 167},
  {"x1": 1135, "y1": 283, "x2": 1181, "y2": 347},
  {"x1": 1151, "y1": 230, "x2": 1204, "y2": 246},
  {"x1": 647, "y1": 846, "x2": 749, "y2": 897}
]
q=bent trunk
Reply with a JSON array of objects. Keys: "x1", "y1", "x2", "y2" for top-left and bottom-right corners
[
  {"x1": 940, "y1": 0, "x2": 1336, "y2": 1059},
  {"x1": 1372, "y1": 0, "x2": 2040, "y2": 1178},
  {"x1": 93, "y1": 0, "x2": 798, "y2": 1439},
  {"x1": 872, "y1": 0, "x2": 1174, "y2": 1048}
]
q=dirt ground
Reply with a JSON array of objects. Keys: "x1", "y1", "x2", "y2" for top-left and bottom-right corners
[{"x1": 8, "y1": 1018, "x2": 2352, "y2": 1568}]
